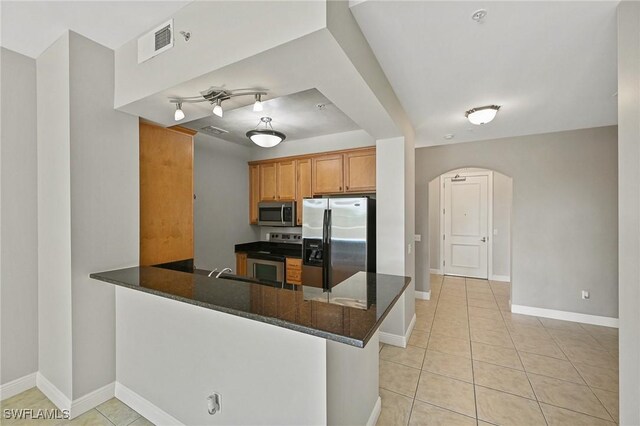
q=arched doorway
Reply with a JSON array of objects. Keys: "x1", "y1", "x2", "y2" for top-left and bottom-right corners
[{"x1": 426, "y1": 167, "x2": 513, "y2": 307}]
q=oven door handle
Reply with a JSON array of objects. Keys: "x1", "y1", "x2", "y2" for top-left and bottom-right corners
[{"x1": 281, "y1": 205, "x2": 285, "y2": 225}]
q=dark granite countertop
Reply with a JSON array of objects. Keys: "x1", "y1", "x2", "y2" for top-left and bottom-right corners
[{"x1": 89, "y1": 266, "x2": 410, "y2": 348}]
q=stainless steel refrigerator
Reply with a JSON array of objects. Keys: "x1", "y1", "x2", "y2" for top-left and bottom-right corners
[{"x1": 302, "y1": 197, "x2": 376, "y2": 289}]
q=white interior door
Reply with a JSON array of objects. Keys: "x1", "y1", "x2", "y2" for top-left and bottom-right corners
[{"x1": 443, "y1": 175, "x2": 489, "y2": 279}]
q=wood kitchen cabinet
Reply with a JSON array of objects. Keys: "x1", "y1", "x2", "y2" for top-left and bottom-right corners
[
  {"x1": 248, "y1": 146, "x2": 376, "y2": 225},
  {"x1": 313, "y1": 153, "x2": 344, "y2": 194},
  {"x1": 296, "y1": 158, "x2": 312, "y2": 225},
  {"x1": 236, "y1": 252, "x2": 248, "y2": 277},
  {"x1": 344, "y1": 148, "x2": 376, "y2": 193},
  {"x1": 286, "y1": 257, "x2": 302, "y2": 285},
  {"x1": 260, "y1": 163, "x2": 277, "y2": 201},
  {"x1": 249, "y1": 165, "x2": 260, "y2": 224},
  {"x1": 276, "y1": 160, "x2": 296, "y2": 201}
]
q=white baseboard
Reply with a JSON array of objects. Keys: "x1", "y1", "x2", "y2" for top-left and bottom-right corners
[
  {"x1": 0, "y1": 372, "x2": 37, "y2": 401},
  {"x1": 415, "y1": 290, "x2": 431, "y2": 300},
  {"x1": 379, "y1": 314, "x2": 416, "y2": 348},
  {"x1": 366, "y1": 396, "x2": 382, "y2": 426},
  {"x1": 511, "y1": 305, "x2": 619, "y2": 328},
  {"x1": 429, "y1": 269, "x2": 442, "y2": 275},
  {"x1": 70, "y1": 382, "x2": 115, "y2": 419},
  {"x1": 115, "y1": 382, "x2": 183, "y2": 426},
  {"x1": 490, "y1": 274, "x2": 511, "y2": 282},
  {"x1": 36, "y1": 373, "x2": 71, "y2": 412}
]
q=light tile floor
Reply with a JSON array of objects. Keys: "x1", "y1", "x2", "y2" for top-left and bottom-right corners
[
  {"x1": 0, "y1": 388, "x2": 153, "y2": 426},
  {"x1": 377, "y1": 274, "x2": 619, "y2": 426}
]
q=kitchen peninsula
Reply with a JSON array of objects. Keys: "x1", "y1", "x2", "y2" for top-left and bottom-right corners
[{"x1": 90, "y1": 266, "x2": 410, "y2": 425}]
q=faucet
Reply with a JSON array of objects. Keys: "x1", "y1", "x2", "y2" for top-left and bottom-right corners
[
  {"x1": 216, "y1": 268, "x2": 232, "y2": 278},
  {"x1": 207, "y1": 268, "x2": 218, "y2": 278}
]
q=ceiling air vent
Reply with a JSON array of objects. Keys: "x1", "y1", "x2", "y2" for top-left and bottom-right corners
[
  {"x1": 200, "y1": 126, "x2": 229, "y2": 136},
  {"x1": 138, "y1": 19, "x2": 174, "y2": 64}
]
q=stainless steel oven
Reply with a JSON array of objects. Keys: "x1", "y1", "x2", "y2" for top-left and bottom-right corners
[
  {"x1": 258, "y1": 201, "x2": 296, "y2": 227},
  {"x1": 247, "y1": 255, "x2": 285, "y2": 284}
]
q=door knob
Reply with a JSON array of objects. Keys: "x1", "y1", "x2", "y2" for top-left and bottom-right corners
[{"x1": 481, "y1": 237, "x2": 487, "y2": 242}]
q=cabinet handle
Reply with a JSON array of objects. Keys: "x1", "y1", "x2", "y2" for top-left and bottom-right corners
[
  {"x1": 339, "y1": 186, "x2": 342, "y2": 191},
  {"x1": 346, "y1": 186, "x2": 349, "y2": 190}
]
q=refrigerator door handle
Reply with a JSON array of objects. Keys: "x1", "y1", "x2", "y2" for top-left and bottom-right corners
[{"x1": 322, "y1": 209, "x2": 332, "y2": 290}]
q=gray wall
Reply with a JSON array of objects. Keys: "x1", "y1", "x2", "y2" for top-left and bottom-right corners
[
  {"x1": 427, "y1": 169, "x2": 512, "y2": 279},
  {"x1": 37, "y1": 31, "x2": 139, "y2": 401},
  {"x1": 0, "y1": 48, "x2": 39, "y2": 385},
  {"x1": 68, "y1": 32, "x2": 139, "y2": 399},
  {"x1": 415, "y1": 126, "x2": 618, "y2": 318},
  {"x1": 617, "y1": 2, "x2": 640, "y2": 424},
  {"x1": 37, "y1": 32, "x2": 74, "y2": 399},
  {"x1": 194, "y1": 134, "x2": 259, "y2": 271}
]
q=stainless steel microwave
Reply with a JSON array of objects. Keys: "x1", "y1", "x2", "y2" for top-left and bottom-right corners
[{"x1": 258, "y1": 201, "x2": 296, "y2": 227}]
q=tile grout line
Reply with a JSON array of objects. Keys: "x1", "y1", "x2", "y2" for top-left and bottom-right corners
[
  {"x1": 464, "y1": 277, "x2": 480, "y2": 422},
  {"x1": 407, "y1": 274, "x2": 443, "y2": 425},
  {"x1": 536, "y1": 320, "x2": 617, "y2": 423},
  {"x1": 493, "y1": 280, "x2": 549, "y2": 426}
]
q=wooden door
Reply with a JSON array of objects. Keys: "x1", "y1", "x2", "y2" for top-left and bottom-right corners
[
  {"x1": 345, "y1": 148, "x2": 376, "y2": 193},
  {"x1": 277, "y1": 160, "x2": 296, "y2": 201},
  {"x1": 249, "y1": 165, "x2": 260, "y2": 224},
  {"x1": 260, "y1": 163, "x2": 277, "y2": 201},
  {"x1": 140, "y1": 122, "x2": 195, "y2": 266},
  {"x1": 312, "y1": 154, "x2": 344, "y2": 194},
  {"x1": 296, "y1": 158, "x2": 312, "y2": 225},
  {"x1": 443, "y1": 174, "x2": 489, "y2": 279}
]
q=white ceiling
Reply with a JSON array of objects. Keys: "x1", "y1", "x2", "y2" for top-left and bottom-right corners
[
  {"x1": 180, "y1": 88, "x2": 360, "y2": 146},
  {"x1": 0, "y1": 1, "x2": 190, "y2": 58},
  {"x1": 351, "y1": 1, "x2": 619, "y2": 147}
]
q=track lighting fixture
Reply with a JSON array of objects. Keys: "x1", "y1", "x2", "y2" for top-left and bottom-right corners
[
  {"x1": 174, "y1": 102, "x2": 185, "y2": 121},
  {"x1": 253, "y1": 94, "x2": 263, "y2": 112},
  {"x1": 246, "y1": 117, "x2": 286, "y2": 148},
  {"x1": 169, "y1": 87, "x2": 267, "y2": 121},
  {"x1": 213, "y1": 99, "x2": 223, "y2": 118}
]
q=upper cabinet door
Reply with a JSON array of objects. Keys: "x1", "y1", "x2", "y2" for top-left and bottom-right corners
[
  {"x1": 296, "y1": 158, "x2": 312, "y2": 226},
  {"x1": 260, "y1": 163, "x2": 277, "y2": 201},
  {"x1": 344, "y1": 148, "x2": 376, "y2": 193},
  {"x1": 313, "y1": 154, "x2": 344, "y2": 194},
  {"x1": 249, "y1": 164, "x2": 260, "y2": 224},
  {"x1": 277, "y1": 160, "x2": 296, "y2": 201}
]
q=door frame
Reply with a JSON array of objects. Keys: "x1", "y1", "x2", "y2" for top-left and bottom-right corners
[{"x1": 439, "y1": 169, "x2": 493, "y2": 280}]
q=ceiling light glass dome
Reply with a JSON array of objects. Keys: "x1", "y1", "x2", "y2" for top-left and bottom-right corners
[
  {"x1": 246, "y1": 117, "x2": 286, "y2": 148},
  {"x1": 465, "y1": 105, "x2": 501, "y2": 125}
]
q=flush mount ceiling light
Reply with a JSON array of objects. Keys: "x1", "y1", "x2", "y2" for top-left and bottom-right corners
[
  {"x1": 246, "y1": 117, "x2": 286, "y2": 148},
  {"x1": 465, "y1": 105, "x2": 500, "y2": 125},
  {"x1": 169, "y1": 87, "x2": 267, "y2": 121}
]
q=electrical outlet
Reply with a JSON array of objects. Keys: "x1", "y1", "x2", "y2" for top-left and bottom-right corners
[
  {"x1": 408, "y1": 243, "x2": 412, "y2": 255},
  {"x1": 581, "y1": 290, "x2": 590, "y2": 300},
  {"x1": 414, "y1": 234, "x2": 421, "y2": 242}
]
